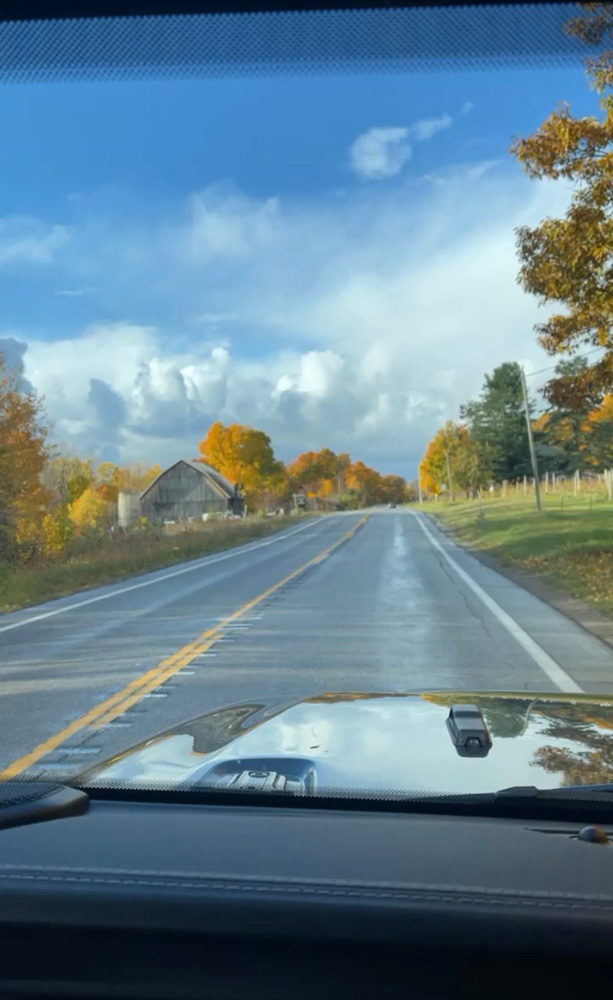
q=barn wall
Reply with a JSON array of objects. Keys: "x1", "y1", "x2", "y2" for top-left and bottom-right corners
[{"x1": 141, "y1": 463, "x2": 230, "y2": 523}]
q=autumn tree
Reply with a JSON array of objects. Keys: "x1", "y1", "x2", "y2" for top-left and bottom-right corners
[
  {"x1": 344, "y1": 461, "x2": 385, "y2": 505},
  {"x1": 199, "y1": 422, "x2": 286, "y2": 510},
  {"x1": 43, "y1": 455, "x2": 93, "y2": 506},
  {"x1": 0, "y1": 354, "x2": 50, "y2": 563},
  {"x1": 511, "y1": 2, "x2": 613, "y2": 407},
  {"x1": 379, "y1": 474, "x2": 407, "y2": 504},
  {"x1": 420, "y1": 420, "x2": 492, "y2": 498},
  {"x1": 287, "y1": 448, "x2": 349, "y2": 499},
  {"x1": 585, "y1": 392, "x2": 613, "y2": 466},
  {"x1": 70, "y1": 486, "x2": 112, "y2": 532}
]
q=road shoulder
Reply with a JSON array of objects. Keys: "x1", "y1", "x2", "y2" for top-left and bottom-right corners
[{"x1": 427, "y1": 513, "x2": 613, "y2": 652}]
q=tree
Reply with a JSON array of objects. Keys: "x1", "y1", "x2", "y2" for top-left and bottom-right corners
[
  {"x1": 287, "y1": 448, "x2": 350, "y2": 500},
  {"x1": 70, "y1": 486, "x2": 112, "y2": 531},
  {"x1": 541, "y1": 358, "x2": 594, "y2": 471},
  {"x1": 344, "y1": 460, "x2": 385, "y2": 505},
  {"x1": 198, "y1": 422, "x2": 285, "y2": 510},
  {"x1": 419, "y1": 421, "x2": 492, "y2": 499},
  {"x1": 379, "y1": 475, "x2": 407, "y2": 504},
  {"x1": 511, "y1": 2, "x2": 613, "y2": 408},
  {"x1": 0, "y1": 353, "x2": 50, "y2": 563},
  {"x1": 461, "y1": 362, "x2": 532, "y2": 482},
  {"x1": 95, "y1": 461, "x2": 121, "y2": 502},
  {"x1": 42, "y1": 455, "x2": 94, "y2": 507},
  {"x1": 585, "y1": 393, "x2": 613, "y2": 467},
  {"x1": 115, "y1": 463, "x2": 163, "y2": 494}
]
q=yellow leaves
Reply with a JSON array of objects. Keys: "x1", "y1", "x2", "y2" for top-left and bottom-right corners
[
  {"x1": 199, "y1": 421, "x2": 286, "y2": 509},
  {"x1": 511, "y1": 9, "x2": 613, "y2": 405},
  {"x1": 0, "y1": 354, "x2": 50, "y2": 563},
  {"x1": 69, "y1": 487, "x2": 112, "y2": 531},
  {"x1": 40, "y1": 509, "x2": 73, "y2": 556},
  {"x1": 519, "y1": 548, "x2": 613, "y2": 615}
]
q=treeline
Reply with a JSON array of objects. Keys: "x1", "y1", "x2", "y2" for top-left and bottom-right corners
[
  {"x1": 420, "y1": 359, "x2": 613, "y2": 498},
  {"x1": 0, "y1": 355, "x2": 408, "y2": 567},
  {"x1": 199, "y1": 422, "x2": 410, "y2": 510}
]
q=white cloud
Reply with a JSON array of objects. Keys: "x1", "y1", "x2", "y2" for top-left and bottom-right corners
[
  {"x1": 350, "y1": 127, "x2": 412, "y2": 180},
  {"x1": 460, "y1": 101, "x2": 474, "y2": 115},
  {"x1": 14, "y1": 167, "x2": 574, "y2": 474},
  {"x1": 350, "y1": 114, "x2": 453, "y2": 181},
  {"x1": 0, "y1": 216, "x2": 71, "y2": 267},
  {"x1": 422, "y1": 158, "x2": 502, "y2": 186},
  {"x1": 55, "y1": 288, "x2": 92, "y2": 297},
  {"x1": 409, "y1": 113, "x2": 452, "y2": 142},
  {"x1": 181, "y1": 187, "x2": 281, "y2": 263}
]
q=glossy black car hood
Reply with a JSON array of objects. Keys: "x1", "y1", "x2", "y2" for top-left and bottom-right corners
[{"x1": 80, "y1": 691, "x2": 613, "y2": 796}]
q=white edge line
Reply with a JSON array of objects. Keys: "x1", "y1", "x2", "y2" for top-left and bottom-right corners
[
  {"x1": 0, "y1": 515, "x2": 335, "y2": 635},
  {"x1": 412, "y1": 512, "x2": 583, "y2": 694}
]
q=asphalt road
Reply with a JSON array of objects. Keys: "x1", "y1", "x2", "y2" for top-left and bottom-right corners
[{"x1": 1, "y1": 509, "x2": 612, "y2": 779}]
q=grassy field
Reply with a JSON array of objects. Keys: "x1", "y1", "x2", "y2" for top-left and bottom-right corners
[
  {"x1": 428, "y1": 493, "x2": 613, "y2": 618},
  {"x1": 0, "y1": 516, "x2": 308, "y2": 614}
]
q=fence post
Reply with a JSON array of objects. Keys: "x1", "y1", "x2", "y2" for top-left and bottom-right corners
[
  {"x1": 523, "y1": 474, "x2": 527, "y2": 496},
  {"x1": 502, "y1": 480, "x2": 507, "y2": 498},
  {"x1": 574, "y1": 469, "x2": 579, "y2": 497},
  {"x1": 545, "y1": 471, "x2": 549, "y2": 493}
]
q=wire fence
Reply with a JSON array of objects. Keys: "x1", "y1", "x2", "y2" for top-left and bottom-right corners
[
  {"x1": 500, "y1": 469, "x2": 613, "y2": 502},
  {"x1": 424, "y1": 469, "x2": 613, "y2": 507}
]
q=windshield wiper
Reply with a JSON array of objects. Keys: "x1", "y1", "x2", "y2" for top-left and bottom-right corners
[{"x1": 495, "y1": 784, "x2": 613, "y2": 800}]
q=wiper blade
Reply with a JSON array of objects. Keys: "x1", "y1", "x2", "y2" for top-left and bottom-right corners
[{"x1": 495, "y1": 784, "x2": 613, "y2": 801}]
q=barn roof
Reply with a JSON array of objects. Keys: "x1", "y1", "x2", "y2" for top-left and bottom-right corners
[{"x1": 139, "y1": 459, "x2": 238, "y2": 502}]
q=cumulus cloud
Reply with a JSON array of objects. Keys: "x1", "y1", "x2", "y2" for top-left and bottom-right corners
[
  {"x1": 0, "y1": 216, "x2": 71, "y2": 267},
  {"x1": 460, "y1": 101, "x2": 473, "y2": 115},
  {"x1": 0, "y1": 336, "x2": 34, "y2": 393},
  {"x1": 350, "y1": 114, "x2": 452, "y2": 180},
  {"x1": 12, "y1": 166, "x2": 573, "y2": 475}
]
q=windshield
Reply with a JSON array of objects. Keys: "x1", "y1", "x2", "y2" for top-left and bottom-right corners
[{"x1": 0, "y1": 2, "x2": 612, "y2": 800}]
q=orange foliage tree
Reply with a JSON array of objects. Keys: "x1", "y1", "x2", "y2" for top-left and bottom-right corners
[
  {"x1": 198, "y1": 421, "x2": 287, "y2": 510},
  {"x1": 419, "y1": 420, "x2": 491, "y2": 498},
  {"x1": 0, "y1": 354, "x2": 50, "y2": 563}
]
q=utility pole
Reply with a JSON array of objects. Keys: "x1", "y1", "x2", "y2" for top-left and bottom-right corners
[{"x1": 520, "y1": 365, "x2": 542, "y2": 513}]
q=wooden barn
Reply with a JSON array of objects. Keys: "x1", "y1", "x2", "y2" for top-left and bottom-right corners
[{"x1": 139, "y1": 460, "x2": 243, "y2": 524}]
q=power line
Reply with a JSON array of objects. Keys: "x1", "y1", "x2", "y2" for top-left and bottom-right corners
[{"x1": 524, "y1": 345, "x2": 607, "y2": 379}]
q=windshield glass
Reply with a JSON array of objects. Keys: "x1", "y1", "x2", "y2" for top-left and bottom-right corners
[{"x1": 1, "y1": 3, "x2": 612, "y2": 799}]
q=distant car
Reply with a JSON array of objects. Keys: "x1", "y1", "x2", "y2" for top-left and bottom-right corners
[{"x1": 388, "y1": 503, "x2": 397, "y2": 509}]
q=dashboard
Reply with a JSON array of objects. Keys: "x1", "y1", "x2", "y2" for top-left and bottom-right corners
[{"x1": 1, "y1": 787, "x2": 613, "y2": 998}]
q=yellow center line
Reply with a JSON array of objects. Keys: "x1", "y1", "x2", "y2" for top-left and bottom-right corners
[{"x1": 0, "y1": 515, "x2": 369, "y2": 779}]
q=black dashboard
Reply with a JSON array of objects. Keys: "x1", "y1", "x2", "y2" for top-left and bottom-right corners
[{"x1": 1, "y1": 789, "x2": 613, "y2": 998}]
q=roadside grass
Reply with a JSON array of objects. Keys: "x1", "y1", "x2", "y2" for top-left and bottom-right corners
[
  {"x1": 0, "y1": 516, "x2": 311, "y2": 614},
  {"x1": 427, "y1": 494, "x2": 613, "y2": 618}
]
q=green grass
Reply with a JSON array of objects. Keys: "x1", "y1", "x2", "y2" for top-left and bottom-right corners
[
  {"x1": 429, "y1": 494, "x2": 613, "y2": 618},
  {"x1": 0, "y1": 516, "x2": 310, "y2": 614}
]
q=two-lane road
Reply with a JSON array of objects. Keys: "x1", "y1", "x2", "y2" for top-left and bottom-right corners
[{"x1": 1, "y1": 509, "x2": 612, "y2": 778}]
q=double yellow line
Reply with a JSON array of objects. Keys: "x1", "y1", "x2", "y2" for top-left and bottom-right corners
[{"x1": 0, "y1": 515, "x2": 368, "y2": 779}]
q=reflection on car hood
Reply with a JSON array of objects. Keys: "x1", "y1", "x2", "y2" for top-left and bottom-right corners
[{"x1": 79, "y1": 691, "x2": 613, "y2": 796}]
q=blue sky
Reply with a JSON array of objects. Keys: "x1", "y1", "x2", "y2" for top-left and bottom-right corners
[{"x1": 0, "y1": 61, "x2": 599, "y2": 475}]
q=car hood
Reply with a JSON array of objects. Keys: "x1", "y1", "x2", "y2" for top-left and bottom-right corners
[{"x1": 79, "y1": 691, "x2": 613, "y2": 797}]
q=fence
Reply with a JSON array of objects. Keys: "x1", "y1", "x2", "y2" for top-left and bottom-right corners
[
  {"x1": 423, "y1": 469, "x2": 613, "y2": 505},
  {"x1": 499, "y1": 469, "x2": 613, "y2": 502}
]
